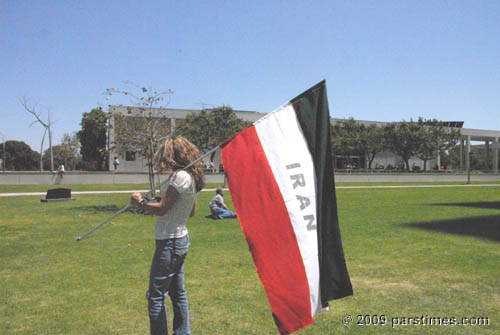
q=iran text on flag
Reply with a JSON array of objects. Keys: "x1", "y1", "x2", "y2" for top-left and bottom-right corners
[{"x1": 221, "y1": 81, "x2": 353, "y2": 334}]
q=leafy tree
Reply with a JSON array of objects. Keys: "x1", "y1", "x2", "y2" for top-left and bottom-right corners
[
  {"x1": 331, "y1": 119, "x2": 386, "y2": 169},
  {"x1": 467, "y1": 146, "x2": 487, "y2": 170},
  {"x1": 0, "y1": 141, "x2": 40, "y2": 171},
  {"x1": 331, "y1": 117, "x2": 461, "y2": 171},
  {"x1": 78, "y1": 107, "x2": 108, "y2": 170},
  {"x1": 331, "y1": 118, "x2": 365, "y2": 168},
  {"x1": 331, "y1": 118, "x2": 363, "y2": 155},
  {"x1": 435, "y1": 126, "x2": 461, "y2": 163},
  {"x1": 60, "y1": 132, "x2": 81, "y2": 170},
  {"x1": 415, "y1": 119, "x2": 437, "y2": 171},
  {"x1": 416, "y1": 119, "x2": 461, "y2": 171},
  {"x1": 43, "y1": 133, "x2": 80, "y2": 170},
  {"x1": 384, "y1": 120, "x2": 424, "y2": 171},
  {"x1": 361, "y1": 124, "x2": 386, "y2": 169},
  {"x1": 174, "y1": 106, "x2": 251, "y2": 156},
  {"x1": 439, "y1": 150, "x2": 454, "y2": 170},
  {"x1": 42, "y1": 145, "x2": 67, "y2": 170}
]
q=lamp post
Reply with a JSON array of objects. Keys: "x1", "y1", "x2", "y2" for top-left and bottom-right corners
[{"x1": 466, "y1": 135, "x2": 471, "y2": 184}]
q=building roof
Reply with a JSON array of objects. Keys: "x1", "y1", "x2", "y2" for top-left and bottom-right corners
[
  {"x1": 331, "y1": 117, "x2": 499, "y2": 142},
  {"x1": 110, "y1": 106, "x2": 500, "y2": 142},
  {"x1": 108, "y1": 105, "x2": 264, "y2": 122}
]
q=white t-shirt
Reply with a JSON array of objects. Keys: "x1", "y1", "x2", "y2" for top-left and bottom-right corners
[
  {"x1": 155, "y1": 170, "x2": 197, "y2": 240},
  {"x1": 209, "y1": 194, "x2": 224, "y2": 209}
]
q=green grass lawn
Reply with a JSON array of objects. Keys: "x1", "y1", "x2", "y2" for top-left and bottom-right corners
[{"x1": 1, "y1": 185, "x2": 499, "y2": 334}]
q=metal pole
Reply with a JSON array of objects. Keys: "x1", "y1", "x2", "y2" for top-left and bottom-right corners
[
  {"x1": 76, "y1": 145, "x2": 220, "y2": 241},
  {"x1": 466, "y1": 135, "x2": 471, "y2": 184},
  {"x1": 75, "y1": 205, "x2": 132, "y2": 241},
  {"x1": 459, "y1": 138, "x2": 464, "y2": 171},
  {"x1": 494, "y1": 137, "x2": 499, "y2": 174}
]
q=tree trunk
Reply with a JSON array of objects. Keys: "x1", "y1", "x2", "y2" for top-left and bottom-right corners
[
  {"x1": 404, "y1": 159, "x2": 410, "y2": 171},
  {"x1": 48, "y1": 128, "x2": 54, "y2": 171},
  {"x1": 148, "y1": 161, "x2": 156, "y2": 198},
  {"x1": 40, "y1": 128, "x2": 47, "y2": 172},
  {"x1": 367, "y1": 153, "x2": 375, "y2": 169}
]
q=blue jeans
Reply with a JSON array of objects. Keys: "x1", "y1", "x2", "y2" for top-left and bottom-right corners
[
  {"x1": 210, "y1": 207, "x2": 237, "y2": 219},
  {"x1": 147, "y1": 235, "x2": 190, "y2": 335}
]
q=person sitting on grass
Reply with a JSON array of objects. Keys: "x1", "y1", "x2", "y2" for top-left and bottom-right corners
[{"x1": 209, "y1": 188, "x2": 237, "y2": 219}]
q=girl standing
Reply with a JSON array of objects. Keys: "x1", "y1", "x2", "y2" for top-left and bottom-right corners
[{"x1": 130, "y1": 136, "x2": 204, "y2": 335}]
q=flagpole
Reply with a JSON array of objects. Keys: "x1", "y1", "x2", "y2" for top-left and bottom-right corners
[{"x1": 75, "y1": 145, "x2": 220, "y2": 242}]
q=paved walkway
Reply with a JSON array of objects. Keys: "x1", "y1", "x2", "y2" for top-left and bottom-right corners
[{"x1": 1, "y1": 184, "x2": 499, "y2": 197}]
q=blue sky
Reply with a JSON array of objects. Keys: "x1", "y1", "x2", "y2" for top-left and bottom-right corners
[{"x1": 1, "y1": 0, "x2": 499, "y2": 150}]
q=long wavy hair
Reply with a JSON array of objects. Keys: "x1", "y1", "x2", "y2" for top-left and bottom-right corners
[{"x1": 154, "y1": 136, "x2": 205, "y2": 192}]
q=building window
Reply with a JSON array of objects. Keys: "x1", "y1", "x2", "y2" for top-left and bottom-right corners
[{"x1": 125, "y1": 151, "x2": 136, "y2": 161}]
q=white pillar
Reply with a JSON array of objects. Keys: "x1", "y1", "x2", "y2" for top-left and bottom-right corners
[
  {"x1": 485, "y1": 140, "x2": 490, "y2": 171},
  {"x1": 459, "y1": 138, "x2": 464, "y2": 171}
]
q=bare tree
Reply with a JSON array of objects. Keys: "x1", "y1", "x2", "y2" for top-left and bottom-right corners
[
  {"x1": 20, "y1": 97, "x2": 55, "y2": 171},
  {"x1": 106, "y1": 82, "x2": 174, "y2": 196}
]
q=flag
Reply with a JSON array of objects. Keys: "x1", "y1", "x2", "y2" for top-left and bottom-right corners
[{"x1": 220, "y1": 80, "x2": 353, "y2": 334}]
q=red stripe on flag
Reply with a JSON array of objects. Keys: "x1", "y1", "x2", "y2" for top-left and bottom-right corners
[{"x1": 221, "y1": 125, "x2": 313, "y2": 334}]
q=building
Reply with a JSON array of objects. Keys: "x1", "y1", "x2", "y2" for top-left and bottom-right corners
[
  {"x1": 108, "y1": 105, "x2": 500, "y2": 173},
  {"x1": 330, "y1": 118, "x2": 500, "y2": 173},
  {"x1": 108, "y1": 105, "x2": 263, "y2": 172},
  {"x1": 459, "y1": 127, "x2": 500, "y2": 173}
]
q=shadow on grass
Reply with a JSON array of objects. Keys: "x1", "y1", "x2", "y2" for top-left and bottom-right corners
[
  {"x1": 405, "y1": 215, "x2": 500, "y2": 242},
  {"x1": 428, "y1": 201, "x2": 500, "y2": 210},
  {"x1": 404, "y1": 201, "x2": 500, "y2": 242},
  {"x1": 67, "y1": 205, "x2": 122, "y2": 213}
]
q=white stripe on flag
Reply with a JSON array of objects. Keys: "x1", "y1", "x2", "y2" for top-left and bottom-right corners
[{"x1": 254, "y1": 104, "x2": 321, "y2": 316}]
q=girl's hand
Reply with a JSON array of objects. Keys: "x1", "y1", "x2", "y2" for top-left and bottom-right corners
[{"x1": 130, "y1": 192, "x2": 143, "y2": 207}]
